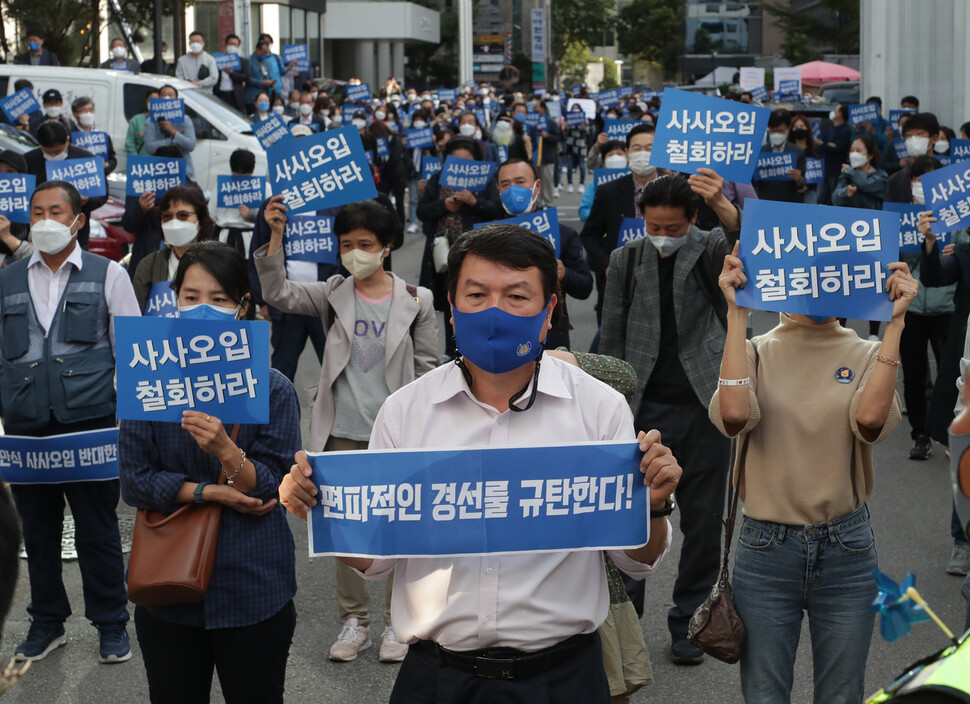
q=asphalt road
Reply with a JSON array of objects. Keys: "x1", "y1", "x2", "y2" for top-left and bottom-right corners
[{"x1": 2, "y1": 182, "x2": 968, "y2": 703}]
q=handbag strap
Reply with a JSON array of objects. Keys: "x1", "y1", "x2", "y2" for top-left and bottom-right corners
[{"x1": 215, "y1": 424, "x2": 242, "y2": 486}]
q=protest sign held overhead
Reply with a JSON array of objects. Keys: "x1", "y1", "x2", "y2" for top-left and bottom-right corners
[
  {"x1": 284, "y1": 214, "x2": 338, "y2": 263},
  {"x1": 71, "y1": 131, "x2": 110, "y2": 161},
  {"x1": 475, "y1": 208, "x2": 561, "y2": 257},
  {"x1": 755, "y1": 152, "x2": 797, "y2": 181},
  {"x1": 253, "y1": 112, "x2": 292, "y2": 149},
  {"x1": 126, "y1": 155, "x2": 185, "y2": 196},
  {"x1": 0, "y1": 429, "x2": 119, "y2": 484},
  {"x1": 921, "y1": 161, "x2": 970, "y2": 234},
  {"x1": 216, "y1": 175, "x2": 266, "y2": 209},
  {"x1": 46, "y1": 157, "x2": 106, "y2": 198},
  {"x1": 149, "y1": 97, "x2": 185, "y2": 124}
]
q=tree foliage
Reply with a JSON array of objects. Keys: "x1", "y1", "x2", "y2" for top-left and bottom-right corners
[
  {"x1": 762, "y1": 0, "x2": 860, "y2": 55},
  {"x1": 560, "y1": 41, "x2": 591, "y2": 86},
  {"x1": 551, "y1": 0, "x2": 616, "y2": 64},
  {"x1": 616, "y1": 0, "x2": 683, "y2": 79},
  {"x1": 779, "y1": 31, "x2": 822, "y2": 65},
  {"x1": 600, "y1": 58, "x2": 620, "y2": 90}
]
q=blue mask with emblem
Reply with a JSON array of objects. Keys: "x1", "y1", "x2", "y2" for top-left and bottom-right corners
[
  {"x1": 500, "y1": 184, "x2": 535, "y2": 216},
  {"x1": 453, "y1": 305, "x2": 548, "y2": 374},
  {"x1": 806, "y1": 314, "x2": 832, "y2": 324}
]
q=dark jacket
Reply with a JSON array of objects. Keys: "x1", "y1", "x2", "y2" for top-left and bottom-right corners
[
  {"x1": 288, "y1": 114, "x2": 327, "y2": 133},
  {"x1": 536, "y1": 116, "x2": 561, "y2": 166},
  {"x1": 24, "y1": 145, "x2": 107, "y2": 249},
  {"x1": 832, "y1": 167, "x2": 889, "y2": 210},
  {"x1": 14, "y1": 48, "x2": 59, "y2": 66},
  {"x1": 545, "y1": 224, "x2": 593, "y2": 350},
  {"x1": 580, "y1": 173, "x2": 638, "y2": 275},
  {"x1": 27, "y1": 112, "x2": 70, "y2": 137},
  {"x1": 100, "y1": 57, "x2": 140, "y2": 73},
  {"x1": 886, "y1": 165, "x2": 913, "y2": 204},
  {"x1": 68, "y1": 122, "x2": 118, "y2": 176},
  {"x1": 753, "y1": 142, "x2": 806, "y2": 204},
  {"x1": 222, "y1": 56, "x2": 251, "y2": 113},
  {"x1": 121, "y1": 195, "x2": 161, "y2": 275},
  {"x1": 818, "y1": 123, "x2": 853, "y2": 177}
]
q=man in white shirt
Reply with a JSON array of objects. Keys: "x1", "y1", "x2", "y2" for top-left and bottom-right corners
[
  {"x1": 175, "y1": 31, "x2": 218, "y2": 94},
  {"x1": 279, "y1": 223, "x2": 681, "y2": 702}
]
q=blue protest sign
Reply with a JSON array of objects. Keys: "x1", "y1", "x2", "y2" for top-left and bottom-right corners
[
  {"x1": 652, "y1": 87, "x2": 770, "y2": 183},
  {"x1": 149, "y1": 97, "x2": 185, "y2": 125},
  {"x1": 306, "y1": 440, "x2": 648, "y2": 558},
  {"x1": 524, "y1": 111, "x2": 545, "y2": 131},
  {"x1": 438, "y1": 88, "x2": 458, "y2": 102},
  {"x1": 474, "y1": 208, "x2": 561, "y2": 257},
  {"x1": 777, "y1": 79, "x2": 800, "y2": 95},
  {"x1": 921, "y1": 161, "x2": 970, "y2": 234},
  {"x1": 937, "y1": 156, "x2": 954, "y2": 166},
  {"x1": 440, "y1": 156, "x2": 497, "y2": 193},
  {"x1": 593, "y1": 167, "x2": 630, "y2": 187},
  {"x1": 772, "y1": 91, "x2": 801, "y2": 103},
  {"x1": 604, "y1": 119, "x2": 640, "y2": 140},
  {"x1": 421, "y1": 155, "x2": 442, "y2": 181},
  {"x1": 213, "y1": 52, "x2": 242, "y2": 71},
  {"x1": 115, "y1": 317, "x2": 270, "y2": 424},
  {"x1": 0, "y1": 88, "x2": 41, "y2": 122},
  {"x1": 126, "y1": 155, "x2": 186, "y2": 196},
  {"x1": 566, "y1": 110, "x2": 586, "y2": 127},
  {"x1": 889, "y1": 109, "x2": 917, "y2": 132},
  {"x1": 282, "y1": 44, "x2": 310, "y2": 72},
  {"x1": 883, "y1": 202, "x2": 939, "y2": 253},
  {"x1": 496, "y1": 144, "x2": 509, "y2": 162},
  {"x1": 406, "y1": 127, "x2": 434, "y2": 150},
  {"x1": 473, "y1": 108, "x2": 487, "y2": 126},
  {"x1": 0, "y1": 429, "x2": 119, "y2": 484},
  {"x1": 893, "y1": 138, "x2": 909, "y2": 161},
  {"x1": 805, "y1": 157, "x2": 824, "y2": 185},
  {"x1": 617, "y1": 217, "x2": 646, "y2": 248},
  {"x1": 951, "y1": 139, "x2": 970, "y2": 162},
  {"x1": 810, "y1": 118, "x2": 823, "y2": 143},
  {"x1": 597, "y1": 89, "x2": 620, "y2": 108},
  {"x1": 849, "y1": 102, "x2": 880, "y2": 126},
  {"x1": 216, "y1": 175, "x2": 266, "y2": 208},
  {"x1": 284, "y1": 214, "x2": 338, "y2": 263},
  {"x1": 749, "y1": 85, "x2": 769, "y2": 102},
  {"x1": 0, "y1": 174, "x2": 35, "y2": 224},
  {"x1": 71, "y1": 131, "x2": 110, "y2": 161},
  {"x1": 145, "y1": 281, "x2": 178, "y2": 317},
  {"x1": 734, "y1": 200, "x2": 898, "y2": 321},
  {"x1": 46, "y1": 157, "x2": 106, "y2": 198},
  {"x1": 754, "y1": 151, "x2": 796, "y2": 181},
  {"x1": 345, "y1": 83, "x2": 372, "y2": 103},
  {"x1": 375, "y1": 137, "x2": 389, "y2": 160},
  {"x1": 268, "y1": 125, "x2": 377, "y2": 216},
  {"x1": 252, "y1": 112, "x2": 292, "y2": 149}
]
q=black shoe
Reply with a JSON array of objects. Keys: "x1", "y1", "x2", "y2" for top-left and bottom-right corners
[
  {"x1": 908, "y1": 436, "x2": 933, "y2": 460},
  {"x1": 670, "y1": 638, "x2": 704, "y2": 665}
]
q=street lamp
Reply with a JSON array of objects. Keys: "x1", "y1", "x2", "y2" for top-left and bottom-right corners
[{"x1": 615, "y1": 59, "x2": 623, "y2": 85}]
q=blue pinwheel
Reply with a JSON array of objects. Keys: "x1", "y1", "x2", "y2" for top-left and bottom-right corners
[{"x1": 870, "y1": 569, "x2": 931, "y2": 643}]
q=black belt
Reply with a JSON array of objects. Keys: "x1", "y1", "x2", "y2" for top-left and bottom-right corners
[{"x1": 412, "y1": 632, "x2": 594, "y2": 680}]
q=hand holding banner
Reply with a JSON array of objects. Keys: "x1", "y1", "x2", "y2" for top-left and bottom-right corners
[
  {"x1": 0, "y1": 88, "x2": 41, "y2": 122},
  {"x1": 216, "y1": 175, "x2": 267, "y2": 208},
  {"x1": 922, "y1": 161, "x2": 970, "y2": 234},
  {"x1": 755, "y1": 152, "x2": 796, "y2": 181},
  {"x1": 149, "y1": 97, "x2": 185, "y2": 125},
  {"x1": 440, "y1": 156, "x2": 497, "y2": 193},
  {"x1": 126, "y1": 155, "x2": 186, "y2": 196}
]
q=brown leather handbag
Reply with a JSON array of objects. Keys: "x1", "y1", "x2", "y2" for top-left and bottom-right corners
[{"x1": 127, "y1": 425, "x2": 239, "y2": 608}]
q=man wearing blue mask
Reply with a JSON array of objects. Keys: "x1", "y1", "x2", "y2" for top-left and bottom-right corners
[
  {"x1": 599, "y1": 171, "x2": 741, "y2": 666},
  {"x1": 278, "y1": 224, "x2": 682, "y2": 703},
  {"x1": 496, "y1": 158, "x2": 592, "y2": 349},
  {"x1": 14, "y1": 29, "x2": 60, "y2": 66}
]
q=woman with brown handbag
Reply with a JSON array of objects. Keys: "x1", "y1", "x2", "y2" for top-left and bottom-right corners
[{"x1": 119, "y1": 240, "x2": 302, "y2": 704}]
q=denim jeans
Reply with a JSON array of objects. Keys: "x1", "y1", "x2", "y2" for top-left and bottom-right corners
[{"x1": 733, "y1": 504, "x2": 877, "y2": 704}]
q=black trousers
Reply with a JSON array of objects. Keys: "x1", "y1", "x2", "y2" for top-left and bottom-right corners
[
  {"x1": 633, "y1": 398, "x2": 731, "y2": 640},
  {"x1": 270, "y1": 313, "x2": 326, "y2": 382},
  {"x1": 389, "y1": 633, "x2": 610, "y2": 704},
  {"x1": 900, "y1": 311, "x2": 950, "y2": 439},
  {"x1": 134, "y1": 600, "x2": 296, "y2": 704}
]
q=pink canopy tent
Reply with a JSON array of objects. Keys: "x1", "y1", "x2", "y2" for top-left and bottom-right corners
[{"x1": 795, "y1": 60, "x2": 861, "y2": 85}]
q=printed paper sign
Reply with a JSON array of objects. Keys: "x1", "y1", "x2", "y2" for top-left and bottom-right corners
[
  {"x1": 848, "y1": 103, "x2": 880, "y2": 127},
  {"x1": 149, "y1": 97, "x2": 185, "y2": 125},
  {"x1": 115, "y1": 317, "x2": 270, "y2": 424},
  {"x1": 0, "y1": 174, "x2": 35, "y2": 224},
  {"x1": 216, "y1": 175, "x2": 266, "y2": 209},
  {"x1": 652, "y1": 87, "x2": 770, "y2": 183},
  {"x1": 213, "y1": 52, "x2": 242, "y2": 71},
  {"x1": 306, "y1": 441, "x2": 648, "y2": 558},
  {"x1": 145, "y1": 281, "x2": 178, "y2": 317},
  {"x1": 805, "y1": 157, "x2": 824, "y2": 185},
  {"x1": 284, "y1": 214, "x2": 338, "y2": 263},
  {"x1": 604, "y1": 119, "x2": 640, "y2": 140},
  {"x1": 921, "y1": 161, "x2": 970, "y2": 234},
  {"x1": 0, "y1": 88, "x2": 41, "y2": 122},
  {"x1": 884, "y1": 202, "x2": 941, "y2": 253},
  {"x1": 739, "y1": 67, "x2": 766, "y2": 92},
  {"x1": 617, "y1": 217, "x2": 646, "y2": 248},
  {"x1": 754, "y1": 151, "x2": 796, "y2": 181},
  {"x1": 421, "y1": 155, "x2": 442, "y2": 181},
  {"x1": 71, "y1": 131, "x2": 110, "y2": 161},
  {"x1": 282, "y1": 44, "x2": 310, "y2": 73},
  {"x1": 268, "y1": 125, "x2": 377, "y2": 216},
  {"x1": 440, "y1": 156, "x2": 497, "y2": 193},
  {"x1": 593, "y1": 168, "x2": 630, "y2": 187},
  {"x1": 252, "y1": 112, "x2": 292, "y2": 149},
  {"x1": 773, "y1": 67, "x2": 802, "y2": 96},
  {"x1": 749, "y1": 85, "x2": 768, "y2": 102},
  {"x1": 46, "y1": 157, "x2": 106, "y2": 198},
  {"x1": 475, "y1": 207, "x2": 560, "y2": 257},
  {"x1": 126, "y1": 155, "x2": 186, "y2": 196},
  {"x1": 345, "y1": 83, "x2": 372, "y2": 103},
  {"x1": 0, "y1": 429, "x2": 119, "y2": 484},
  {"x1": 406, "y1": 127, "x2": 435, "y2": 150},
  {"x1": 734, "y1": 200, "x2": 898, "y2": 321}
]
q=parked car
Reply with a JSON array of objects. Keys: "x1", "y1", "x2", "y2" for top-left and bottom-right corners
[{"x1": 819, "y1": 81, "x2": 860, "y2": 105}]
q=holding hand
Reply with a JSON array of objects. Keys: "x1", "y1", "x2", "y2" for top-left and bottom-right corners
[
  {"x1": 718, "y1": 241, "x2": 747, "y2": 308},
  {"x1": 264, "y1": 194, "x2": 289, "y2": 240},
  {"x1": 279, "y1": 450, "x2": 317, "y2": 520},
  {"x1": 637, "y1": 429, "x2": 682, "y2": 509},
  {"x1": 138, "y1": 190, "x2": 156, "y2": 214},
  {"x1": 885, "y1": 261, "x2": 919, "y2": 319}
]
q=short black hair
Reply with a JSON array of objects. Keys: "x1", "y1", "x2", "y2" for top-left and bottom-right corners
[
  {"x1": 32, "y1": 180, "x2": 82, "y2": 215},
  {"x1": 26, "y1": 28, "x2": 44, "y2": 39},
  {"x1": 498, "y1": 158, "x2": 538, "y2": 181},
  {"x1": 154, "y1": 145, "x2": 184, "y2": 160},
  {"x1": 444, "y1": 136, "x2": 482, "y2": 161},
  {"x1": 189, "y1": 31, "x2": 204, "y2": 41},
  {"x1": 903, "y1": 112, "x2": 941, "y2": 138},
  {"x1": 158, "y1": 185, "x2": 214, "y2": 240},
  {"x1": 961, "y1": 121, "x2": 970, "y2": 139},
  {"x1": 853, "y1": 134, "x2": 881, "y2": 169},
  {"x1": 901, "y1": 95, "x2": 920, "y2": 108},
  {"x1": 229, "y1": 149, "x2": 256, "y2": 174},
  {"x1": 334, "y1": 200, "x2": 397, "y2": 247},
  {"x1": 0, "y1": 484, "x2": 21, "y2": 633},
  {"x1": 637, "y1": 174, "x2": 701, "y2": 221},
  {"x1": 835, "y1": 104, "x2": 849, "y2": 122},
  {"x1": 225, "y1": 33, "x2": 240, "y2": 44},
  {"x1": 866, "y1": 96, "x2": 882, "y2": 105},
  {"x1": 36, "y1": 120, "x2": 68, "y2": 147},
  {"x1": 71, "y1": 96, "x2": 94, "y2": 113},
  {"x1": 625, "y1": 123, "x2": 654, "y2": 148},
  {"x1": 171, "y1": 241, "x2": 255, "y2": 319},
  {"x1": 911, "y1": 154, "x2": 943, "y2": 180},
  {"x1": 600, "y1": 139, "x2": 626, "y2": 159},
  {"x1": 13, "y1": 79, "x2": 33, "y2": 92},
  {"x1": 160, "y1": 83, "x2": 179, "y2": 97},
  {"x1": 768, "y1": 108, "x2": 792, "y2": 128},
  {"x1": 256, "y1": 40, "x2": 270, "y2": 51}
]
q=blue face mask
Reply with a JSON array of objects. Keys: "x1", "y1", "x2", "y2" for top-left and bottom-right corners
[
  {"x1": 256, "y1": 101, "x2": 270, "y2": 112},
  {"x1": 453, "y1": 305, "x2": 548, "y2": 374},
  {"x1": 178, "y1": 303, "x2": 239, "y2": 321},
  {"x1": 28, "y1": 42, "x2": 40, "y2": 51},
  {"x1": 513, "y1": 113, "x2": 526, "y2": 123},
  {"x1": 805, "y1": 314, "x2": 832, "y2": 324},
  {"x1": 500, "y1": 184, "x2": 535, "y2": 216}
]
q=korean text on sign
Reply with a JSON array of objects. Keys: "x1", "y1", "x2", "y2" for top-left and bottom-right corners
[
  {"x1": 0, "y1": 173, "x2": 35, "y2": 224},
  {"x1": 922, "y1": 161, "x2": 970, "y2": 234},
  {"x1": 253, "y1": 113, "x2": 292, "y2": 149},
  {"x1": 149, "y1": 97, "x2": 185, "y2": 125},
  {"x1": 406, "y1": 128, "x2": 435, "y2": 150},
  {"x1": 951, "y1": 139, "x2": 970, "y2": 162},
  {"x1": 216, "y1": 175, "x2": 267, "y2": 208},
  {"x1": 282, "y1": 44, "x2": 310, "y2": 72},
  {"x1": 883, "y1": 203, "x2": 942, "y2": 253},
  {"x1": 848, "y1": 103, "x2": 880, "y2": 126},
  {"x1": 754, "y1": 152, "x2": 796, "y2": 181},
  {"x1": 604, "y1": 119, "x2": 640, "y2": 140},
  {"x1": 566, "y1": 110, "x2": 586, "y2": 127},
  {"x1": 46, "y1": 157, "x2": 106, "y2": 198},
  {"x1": 284, "y1": 214, "x2": 338, "y2": 263},
  {"x1": 440, "y1": 156, "x2": 496, "y2": 193},
  {"x1": 213, "y1": 52, "x2": 242, "y2": 71},
  {"x1": 306, "y1": 441, "x2": 648, "y2": 558},
  {"x1": 268, "y1": 125, "x2": 377, "y2": 216},
  {"x1": 889, "y1": 109, "x2": 917, "y2": 131},
  {"x1": 475, "y1": 207, "x2": 561, "y2": 257},
  {"x1": 0, "y1": 88, "x2": 41, "y2": 122},
  {"x1": 71, "y1": 131, "x2": 110, "y2": 161},
  {"x1": 126, "y1": 155, "x2": 186, "y2": 197},
  {"x1": 0, "y1": 428, "x2": 119, "y2": 484},
  {"x1": 345, "y1": 83, "x2": 372, "y2": 103},
  {"x1": 734, "y1": 200, "x2": 899, "y2": 322},
  {"x1": 145, "y1": 281, "x2": 178, "y2": 317},
  {"x1": 421, "y1": 156, "x2": 442, "y2": 181},
  {"x1": 115, "y1": 317, "x2": 271, "y2": 424},
  {"x1": 652, "y1": 87, "x2": 771, "y2": 183},
  {"x1": 438, "y1": 88, "x2": 458, "y2": 102},
  {"x1": 593, "y1": 168, "x2": 630, "y2": 187},
  {"x1": 617, "y1": 218, "x2": 646, "y2": 248},
  {"x1": 805, "y1": 158, "x2": 824, "y2": 185}
]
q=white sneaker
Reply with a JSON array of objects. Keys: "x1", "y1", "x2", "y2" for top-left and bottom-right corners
[
  {"x1": 554, "y1": 187, "x2": 560, "y2": 199},
  {"x1": 329, "y1": 618, "x2": 372, "y2": 662},
  {"x1": 868, "y1": 334, "x2": 880, "y2": 341},
  {"x1": 567, "y1": 183, "x2": 575, "y2": 193},
  {"x1": 407, "y1": 223, "x2": 419, "y2": 234},
  {"x1": 379, "y1": 626, "x2": 409, "y2": 662}
]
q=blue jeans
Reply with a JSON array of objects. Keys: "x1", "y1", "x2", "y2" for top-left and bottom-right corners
[{"x1": 733, "y1": 504, "x2": 877, "y2": 704}]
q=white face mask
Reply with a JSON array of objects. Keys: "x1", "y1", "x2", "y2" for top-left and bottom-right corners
[
  {"x1": 352, "y1": 118, "x2": 366, "y2": 129},
  {"x1": 322, "y1": 109, "x2": 330, "y2": 117},
  {"x1": 479, "y1": 88, "x2": 489, "y2": 96},
  {"x1": 45, "y1": 106, "x2": 61, "y2": 118},
  {"x1": 43, "y1": 149, "x2": 68, "y2": 161},
  {"x1": 646, "y1": 234, "x2": 687, "y2": 257},
  {"x1": 492, "y1": 121, "x2": 513, "y2": 145},
  {"x1": 412, "y1": 119, "x2": 427, "y2": 129},
  {"x1": 289, "y1": 101, "x2": 301, "y2": 111},
  {"x1": 299, "y1": 104, "x2": 313, "y2": 116},
  {"x1": 310, "y1": 92, "x2": 319, "y2": 102},
  {"x1": 848, "y1": 151, "x2": 868, "y2": 169},
  {"x1": 912, "y1": 181, "x2": 925, "y2": 205},
  {"x1": 161, "y1": 219, "x2": 199, "y2": 248},
  {"x1": 905, "y1": 135, "x2": 930, "y2": 157},
  {"x1": 375, "y1": 110, "x2": 386, "y2": 121},
  {"x1": 828, "y1": 110, "x2": 837, "y2": 121},
  {"x1": 226, "y1": 45, "x2": 240, "y2": 55},
  {"x1": 628, "y1": 151, "x2": 656, "y2": 177},
  {"x1": 604, "y1": 154, "x2": 628, "y2": 169},
  {"x1": 78, "y1": 112, "x2": 96, "y2": 128},
  {"x1": 341, "y1": 248, "x2": 386, "y2": 279},
  {"x1": 459, "y1": 123, "x2": 476, "y2": 138},
  {"x1": 934, "y1": 140, "x2": 950, "y2": 154},
  {"x1": 768, "y1": 131, "x2": 787, "y2": 147},
  {"x1": 189, "y1": 42, "x2": 204, "y2": 54},
  {"x1": 272, "y1": 105, "x2": 286, "y2": 115},
  {"x1": 31, "y1": 215, "x2": 78, "y2": 255},
  {"x1": 112, "y1": 45, "x2": 127, "y2": 59}
]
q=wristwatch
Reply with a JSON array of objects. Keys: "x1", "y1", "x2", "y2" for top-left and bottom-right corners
[{"x1": 650, "y1": 497, "x2": 675, "y2": 519}]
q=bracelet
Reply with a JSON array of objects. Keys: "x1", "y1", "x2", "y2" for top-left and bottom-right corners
[
  {"x1": 223, "y1": 449, "x2": 246, "y2": 487},
  {"x1": 193, "y1": 482, "x2": 210, "y2": 504},
  {"x1": 876, "y1": 354, "x2": 901, "y2": 368},
  {"x1": 718, "y1": 377, "x2": 751, "y2": 386}
]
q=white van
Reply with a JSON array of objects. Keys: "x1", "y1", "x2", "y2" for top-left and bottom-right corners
[{"x1": 0, "y1": 65, "x2": 265, "y2": 199}]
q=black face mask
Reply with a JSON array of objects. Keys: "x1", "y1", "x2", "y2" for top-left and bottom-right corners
[{"x1": 790, "y1": 128, "x2": 810, "y2": 141}]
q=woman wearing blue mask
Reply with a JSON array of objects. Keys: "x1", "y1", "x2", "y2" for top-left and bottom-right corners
[
  {"x1": 119, "y1": 240, "x2": 301, "y2": 704},
  {"x1": 248, "y1": 91, "x2": 272, "y2": 124}
]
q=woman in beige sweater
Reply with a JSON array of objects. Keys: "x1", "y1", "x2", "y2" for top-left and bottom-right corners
[{"x1": 711, "y1": 243, "x2": 917, "y2": 704}]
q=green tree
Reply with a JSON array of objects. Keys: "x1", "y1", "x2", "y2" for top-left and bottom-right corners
[
  {"x1": 551, "y1": 0, "x2": 615, "y2": 65},
  {"x1": 560, "y1": 41, "x2": 591, "y2": 86},
  {"x1": 616, "y1": 0, "x2": 684, "y2": 79},
  {"x1": 762, "y1": 0, "x2": 859, "y2": 55},
  {"x1": 779, "y1": 30, "x2": 822, "y2": 65},
  {"x1": 600, "y1": 58, "x2": 620, "y2": 90},
  {"x1": 404, "y1": 9, "x2": 458, "y2": 88}
]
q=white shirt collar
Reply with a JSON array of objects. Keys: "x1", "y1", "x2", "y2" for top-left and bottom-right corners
[
  {"x1": 430, "y1": 354, "x2": 574, "y2": 407},
  {"x1": 28, "y1": 240, "x2": 83, "y2": 274}
]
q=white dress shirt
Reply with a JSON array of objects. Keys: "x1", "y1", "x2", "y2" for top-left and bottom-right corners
[{"x1": 362, "y1": 355, "x2": 671, "y2": 652}]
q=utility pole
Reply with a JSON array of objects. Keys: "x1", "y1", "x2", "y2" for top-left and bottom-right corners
[
  {"x1": 153, "y1": 0, "x2": 164, "y2": 73},
  {"x1": 458, "y1": 0, "x2": 473, "y2": 85}
]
